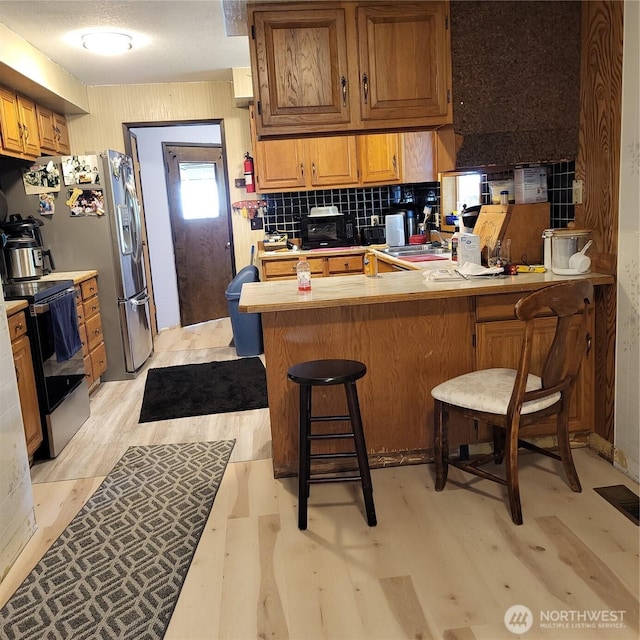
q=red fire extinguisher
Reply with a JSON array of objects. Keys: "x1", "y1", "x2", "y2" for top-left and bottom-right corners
[{"x1": 244, "y1": 152, "x2": 255, "y2": 193}]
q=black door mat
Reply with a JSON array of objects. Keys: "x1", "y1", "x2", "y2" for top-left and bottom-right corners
[{"x1": 594, "y1": 485, "x2": 639, "y2": 526}]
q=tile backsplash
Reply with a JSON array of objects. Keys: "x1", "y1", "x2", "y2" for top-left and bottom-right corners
[{"x1": 260, "y1": 161, "x2": 574, "y2": 239}]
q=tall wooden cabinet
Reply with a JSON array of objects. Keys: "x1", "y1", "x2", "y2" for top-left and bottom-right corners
[
  {"x1": 8, "y1": 309, "x2": 43, "y2": 459},
  {"x1": 248, "y1": 1, "x2": 452, "y2": 138}
]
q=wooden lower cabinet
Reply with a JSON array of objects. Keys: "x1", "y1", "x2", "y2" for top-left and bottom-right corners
[
  {"x1": 8, "y1": 310, "x2": 42, "y2": 458},
  {"x1": 474, "y1": 294, "x2": 594, "y2": 440},
  {"x1": 76, "y1": 275, "x2": 107, "y2": 390},
  {"x1": 261, "y1": 251, "x2": 365, "y2": 280}
]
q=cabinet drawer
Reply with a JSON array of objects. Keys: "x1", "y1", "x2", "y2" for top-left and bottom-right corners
[
  {"x1": 475, "y1": 293, "x2": 554, "y2": 322},
  {"x1": 327, "y1": 255, "x2": 364, "y2": 274},
  {"x1": 83, "y1": 354, "x2": 95, "y2": 388},
  {"x1": 85, "y1": 313, "x2": 103, "y2": 351},
  {"x1": 263, "y1": 257, "x2": 324, "y2": 279},
  {"x1": 83, "y1": 295, "x2": 100, "y2": 319},
  {"x1": 90, "y1": 342, "x2": 108, "y2": 380},
  {"x1": 76, "y1": 303, "x2": 85, "y2": 325},
  {"x1": 78, "y1": 322, "x2": 89, "y2": 358},
  {"x1": 8, "y1": 311, "x2": 27, "y2": 341},
  {"x1": 80, "y1": 277, "x2": 98, "y2": 300}
]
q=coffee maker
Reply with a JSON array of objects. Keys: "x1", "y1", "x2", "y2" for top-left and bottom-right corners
[{"x1": 0, "y1": 214, "x2": 55, "y2": 283}]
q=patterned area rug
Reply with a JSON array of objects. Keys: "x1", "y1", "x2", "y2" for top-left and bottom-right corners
[{"x1": 0, "y1": 440, "x2": 235, "y2": 640}]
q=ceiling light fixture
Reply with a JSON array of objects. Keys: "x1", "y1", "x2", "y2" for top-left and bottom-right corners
[{"x1": 81, "y1": 32, "x2": 133, "y2": 55}]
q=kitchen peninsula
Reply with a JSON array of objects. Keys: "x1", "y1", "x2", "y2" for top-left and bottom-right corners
[{"x1": 239, "y1": 265, "x2": 614, "y2": 477}]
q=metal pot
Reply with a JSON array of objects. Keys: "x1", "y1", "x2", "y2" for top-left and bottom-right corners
[{"x1": 3, "y1": 237, "x2": 44, "y2": 280}]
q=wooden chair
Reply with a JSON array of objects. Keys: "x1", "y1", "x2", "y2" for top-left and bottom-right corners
[{"x1": 432, "y1": 280, "x2": 594, "y2": 525}]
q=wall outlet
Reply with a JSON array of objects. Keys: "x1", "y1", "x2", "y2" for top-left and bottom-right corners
[
  {"x1": 371, "y1": 215, "x2": 380, "y2": 226},
  {"x1": 572, "y1": 179, "x2": 583, "y2": 205}
]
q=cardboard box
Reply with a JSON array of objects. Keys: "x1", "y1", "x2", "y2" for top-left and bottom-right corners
[{"x1": 514, "y1": 165, "x2": 548, "y2": 204}]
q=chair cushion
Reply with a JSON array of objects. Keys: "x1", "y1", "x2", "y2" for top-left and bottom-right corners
[{"x1": 431, "y1": 368, "x2": 561, "y2": 415}]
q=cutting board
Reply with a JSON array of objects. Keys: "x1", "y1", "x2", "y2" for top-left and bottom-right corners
[{"x1": 472, "y1": 205, "x2": 511, "y2": 257}]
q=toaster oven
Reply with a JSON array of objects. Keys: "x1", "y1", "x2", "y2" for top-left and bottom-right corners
[{"x1": 360, "y1": 225, "x2": 386, "y2": 246}]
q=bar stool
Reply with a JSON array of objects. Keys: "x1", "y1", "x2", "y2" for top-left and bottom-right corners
[{"x1": 287, "y1": 359, "x2": 377, "y2": 530}]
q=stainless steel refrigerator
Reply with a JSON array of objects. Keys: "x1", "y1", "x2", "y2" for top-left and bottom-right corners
[{"x1": 3, "y1": 150, "x2": 153, "y2": 380}]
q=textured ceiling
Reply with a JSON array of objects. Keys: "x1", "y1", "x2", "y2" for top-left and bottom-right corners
[{"x1": 0, "y1": 0, "x2": 251, "y2": 85}]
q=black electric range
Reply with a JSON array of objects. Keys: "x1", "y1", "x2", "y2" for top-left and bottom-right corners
[{"x1": 3, "y1": 279, "x2": 74, "y2": 303}]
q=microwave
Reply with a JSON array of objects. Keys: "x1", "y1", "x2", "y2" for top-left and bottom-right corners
[{"x1": 300, "y1": 208, "x2": 357, "y2": 249}]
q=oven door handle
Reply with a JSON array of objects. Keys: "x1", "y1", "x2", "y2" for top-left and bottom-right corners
[{"x1": 32, "y1": 288, "x2": 76, "y2": 314}]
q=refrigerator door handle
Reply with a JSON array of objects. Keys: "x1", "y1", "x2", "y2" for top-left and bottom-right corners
[{"x1": 129, "y1": 292, "x2": 150, "y2": 307}]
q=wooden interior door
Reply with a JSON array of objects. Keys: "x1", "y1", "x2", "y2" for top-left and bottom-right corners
[{"x1": 164, "y1": 144, "x2": 234, "y2": 327}]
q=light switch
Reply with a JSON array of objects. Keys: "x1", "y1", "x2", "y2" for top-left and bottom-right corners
[{"x1": 572, "y1": 179, "x2": 583, "y2": 204}]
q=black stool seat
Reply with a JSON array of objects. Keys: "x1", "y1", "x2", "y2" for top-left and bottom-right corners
[
  {"x1": 287, "y1": 359, "x2": 366, "y2": 386},
  {"x1": 287, "y1": 358, "x2": 377, "y2": 530}
]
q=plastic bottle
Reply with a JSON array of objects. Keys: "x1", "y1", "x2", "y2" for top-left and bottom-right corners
[
  {"x1": 296, "y1": 257, "x2": 311, "y2": 292},
  {"x1": 450, "y1": 231, "x2": 461, "y2": 262}
]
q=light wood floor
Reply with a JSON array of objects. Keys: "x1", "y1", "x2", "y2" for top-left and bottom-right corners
[{"x1": 1, "y1": 318, "x2": 639, "y2": 639}]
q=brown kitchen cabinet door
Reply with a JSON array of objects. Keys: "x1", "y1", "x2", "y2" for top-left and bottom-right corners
[
  {"x1": 358, "y1": 133, "x2": 401, "y2": 184},
  {"x1": 0, "y1": 87, "x2": 23, "y2": 154},
  {"x1": 37, "y1": 105, "x2": 57, "y2": 153},
  {"x1": 12, "y1": 334, "x2": 43, "y2": 458},
  {"x1": 53, "y1": 112, "x2": 70, "y2": 154},
  {"x1": 307, "y1": 135, "x2": 359, "y2": 187},
  {"x1": 475, "y1": 315, "x2": 594, "y2": 438},
  {"x1": 16, "y1": 95, "x2": 40, "y2": 158},
  {"x1": 254, "y1": 134, "x2": 307, "y2": 191},
  {"x1": 356, "y1": 1, "x2": 452, "y2": 126},
  {"x1": 249, "y1": 4, "x2": 351, "y2": 134}
]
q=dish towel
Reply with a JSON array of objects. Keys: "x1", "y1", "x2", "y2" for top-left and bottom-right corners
[{"x1": 49, "y1": 292, "x2": 82, "y2": 362}]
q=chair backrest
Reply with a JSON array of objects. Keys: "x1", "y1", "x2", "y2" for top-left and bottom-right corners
[{"x1": 510, "y1": 280, "x2": 594, "y2": 413}]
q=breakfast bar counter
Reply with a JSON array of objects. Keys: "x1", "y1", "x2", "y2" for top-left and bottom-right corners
[{"x1": 239, "y1": 270, "x2": 614, "y2": 478}]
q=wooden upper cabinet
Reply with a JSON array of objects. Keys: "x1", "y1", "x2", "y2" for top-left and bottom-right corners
[
  {"x1": 54, "y1": 113, "x2": 70, "y2": 154},
  {"x1": 248, "y1": 1, "x2": 452, "y2": 138},
  {"x1": 358, "y1": 133, "x2": 401, "y2": 184},
  {"x1": 307, "y1": 136, "x2": 358, "y2": 187},
  {"x1": 356, "y1": 2, "x2": 451, "y2": 125},
  {"x1": 16, "y1": 95, "x2": 40, "y2": 157},
  {"x1": 0, "y1": 88, "x2": 23, "y2": 154},
  {"x1": 37, "y1": 106, "x2": 71, "y2": 155},
  {"x1": 251, "y1": 106, "x2": 358, "y2": 191},
  {"x1": 0, "y1": 88, "x2": 41, "y2": 159},
  {"x1": 250, "y1": 4, "x2": 351, "y2": 133}
]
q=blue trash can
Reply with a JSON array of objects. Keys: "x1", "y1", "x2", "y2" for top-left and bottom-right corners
[{"x1": 225, "y1": 265, "x2": 263, "y2": 357}]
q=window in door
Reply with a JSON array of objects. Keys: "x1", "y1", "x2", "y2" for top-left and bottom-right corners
[{"x1": 178, "y1": 161, "x2": 219, "y2": 220}]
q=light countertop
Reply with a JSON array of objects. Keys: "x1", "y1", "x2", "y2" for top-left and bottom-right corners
[{"x1": 239, "y1": 269, "x2": 614, "y2": 313}]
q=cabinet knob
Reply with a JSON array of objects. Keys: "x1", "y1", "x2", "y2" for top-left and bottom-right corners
[{"x1": 341, "y1": 76, "x2": 347, "y2": 107}]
